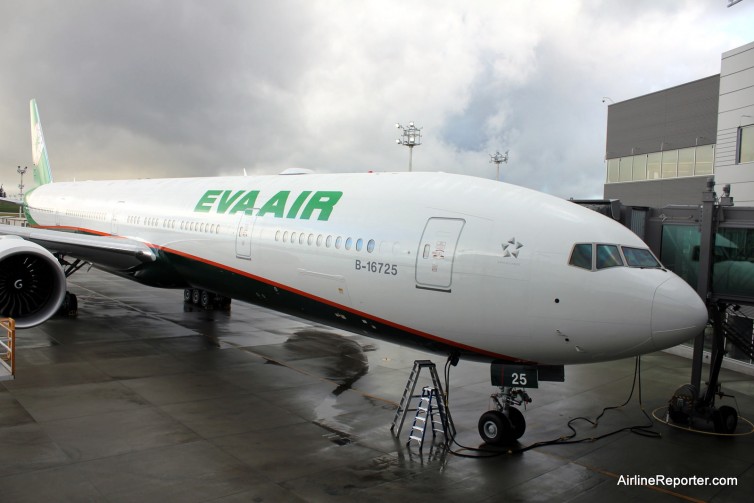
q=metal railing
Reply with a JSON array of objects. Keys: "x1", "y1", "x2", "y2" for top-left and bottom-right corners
[
  {"x1": 0, "y1": 214, "x2": 27, "y2": 226},
  {"x1": 0, "y1": 318, "x2": 15, "y2": 380}
]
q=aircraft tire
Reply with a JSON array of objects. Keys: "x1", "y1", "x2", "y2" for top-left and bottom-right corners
[
  {"x1": 57, "y1": 292, "x2": 78, "y2": 317},
  {"x1": 66, "y1": 292, "x2": 78, "y2": 317},
  {"x1": 478, "y1": 410, "x2": 513, "y2": 445},
  {"x1": 183, "y1": 289, "x2": 192, "y2": 303},
  {"x1": 218, "y1": 296, "x2": 232, "y2": 310},
  {"x1": 505, "y1": 407, "x2": 526, "y2": 439},
  {"x1": 712, "y1": 405, "x2": 738, "y2": 434},
  {"x1": 200, "y1": 290, "x2": 212, "y2": 309},
  {"x1": 192, "y1": 288, "x2": 201, "y2": 305}
]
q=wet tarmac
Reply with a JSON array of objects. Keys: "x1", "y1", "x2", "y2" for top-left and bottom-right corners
[{"x1": 1, "y1": 268, "x2": 753, "y2": 502}]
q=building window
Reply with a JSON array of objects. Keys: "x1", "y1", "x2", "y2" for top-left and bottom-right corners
[
  {"x1": 677, "y1": 147, "x2": 694, "y2": 177},
  {"x1": 619, "y1": 157, "x2": 633, "y2": 182},
  {"x1": 661, "y1": 150, "x2": 678, "y2": 178},
  {"x1": 607, "y1": 158, "x2": 619, "y2": 183},
  {"x1": 695, "y1": 145, "x2": 714, "y2": 175},
  {"x1": 647, "y1": 152, "x2": 662, "y2": 180},
  {"x1": 632, "y1": 154, "x2": 647, "y2": 181},
  {"x1": 740, "y1": 125, "x2": 754, "y2": 164},
  {"x1": 606, "y1": 146, "x2": 714, "y2": 183}
]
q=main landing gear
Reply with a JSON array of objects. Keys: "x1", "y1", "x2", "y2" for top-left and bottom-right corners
[
  {"x1": 56, "y1": 291, "x2": 78, "y2": 317},
  {"x1": 478, "y1": 387, "x2": 531, "y2": 445},
  {"x1": 183, "y1": 288, "x2": 231, "y2": 311},
  {"x1": 54, "y1": 254, "x2": 87, "y2": 318}
]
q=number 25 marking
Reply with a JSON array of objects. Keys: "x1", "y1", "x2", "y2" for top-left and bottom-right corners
[{"x1": 511, "y1": 373, "x2": 527, "y2": 386}]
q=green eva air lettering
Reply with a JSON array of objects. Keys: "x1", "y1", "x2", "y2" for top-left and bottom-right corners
[{"x1": 194, "y1": 189, "x2": 342, "y2": 221}]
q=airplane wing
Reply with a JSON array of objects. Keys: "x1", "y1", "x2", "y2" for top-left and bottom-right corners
[{"x1": 0, "y1": 223, "x2": 156, "y2": 270}]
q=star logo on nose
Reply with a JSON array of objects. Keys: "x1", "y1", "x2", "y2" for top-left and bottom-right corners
[{"x1": 502, "y1": 238, "x2": 524, "y2": 258}]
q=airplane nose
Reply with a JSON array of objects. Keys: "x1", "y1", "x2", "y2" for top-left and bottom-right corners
[{"x1": 651, "y1": 275, "x2": 709, "y2": 350}]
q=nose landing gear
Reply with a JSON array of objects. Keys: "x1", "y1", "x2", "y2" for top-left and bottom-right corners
[
  {"x1": 478, "y1": 387, "x2": 531, "y2": 445},
  {"x1": 479, "y1": 362, "x2": 563, "y2": 445}
]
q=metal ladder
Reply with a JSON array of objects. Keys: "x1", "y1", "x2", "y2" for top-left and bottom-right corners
[
  {"x1": 390, "y1": 359, "x2": 455, "y2": 441},
  {"x1": 407, "y1": 386, "x2": 449, "y2": 449}
]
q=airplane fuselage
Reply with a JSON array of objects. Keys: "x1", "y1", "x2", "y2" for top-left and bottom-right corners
[{"x1": 22, "y1": 171, "x2": 707, "y2": 364}]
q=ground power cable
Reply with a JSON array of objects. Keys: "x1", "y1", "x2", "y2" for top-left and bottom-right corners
[{"x1": 441, "y1": 355, "x2": 660, "y2": 458}]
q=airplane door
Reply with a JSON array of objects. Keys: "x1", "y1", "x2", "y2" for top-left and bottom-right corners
[
  {"x1": 235, "y1": 209, "x2": 257, "y2": 259},
  {"x1": 111, "y1": 201, "x2": 125, "y2": 235},
  {"x1": 415, "y1": 218, "x2": 465, "y2": 291}
]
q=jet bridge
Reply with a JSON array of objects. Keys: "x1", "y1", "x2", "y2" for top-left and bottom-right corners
[{"x1": 574, "y1": 178, "x2": 754, "y2": 433}]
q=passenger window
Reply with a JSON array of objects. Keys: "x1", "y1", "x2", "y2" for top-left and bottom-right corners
[
  {"x1": 356, "y1": 238, "x2": 363, "y2": 252},
  {"x1": 335, "y1": 236, "x2": 343, "y2": 249},
  {"x1": 345, "y1": 237, "x2": 353, "y2": 250},
  {"x1": 422, "y1": 244, "x2": 430, "y2": 259},
  {"x1": 367, "y1": 239, "x2": 375, "y2": 253},
  {"x1": 569, "y1": 244, "x2": 592, "y2": 270},
  {"x1": 596, "y1": 244, "x2": 624, "y2": 269},
  {"x1": 326, "y1": 235, "x2": 333, "y2": 248},
  {"x1": 317, "y1": 234, "x2": 323, "y2": 247}
]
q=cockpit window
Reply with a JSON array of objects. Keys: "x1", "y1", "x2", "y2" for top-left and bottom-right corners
[
  {"x1": 569, "y1": 244, "x2": 593, "y2": 270},
  {"x1": 596, "y1": 244, "x2": 623, "y2": 269},
  {"x1": 622, "y1": 247, "x2": 661, "y2": 268}
]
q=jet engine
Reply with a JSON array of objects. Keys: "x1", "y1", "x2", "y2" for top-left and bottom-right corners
[{"x1": 0, "y1": 236, "x2": 66, "y2": 328}]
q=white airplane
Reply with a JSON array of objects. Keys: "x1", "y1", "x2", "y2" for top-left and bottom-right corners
[{"x1": 0, "y1": 99, "x2": 708, "y2": 444}]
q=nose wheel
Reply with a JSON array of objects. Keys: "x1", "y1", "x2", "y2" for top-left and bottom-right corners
[{"x1": 479, "y1": 387, "x2": 530, "y2": 445}]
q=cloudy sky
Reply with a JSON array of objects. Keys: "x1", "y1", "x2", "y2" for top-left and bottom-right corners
[{"x1": 1, "y1": 1, "x2": 752, "y2": 199}]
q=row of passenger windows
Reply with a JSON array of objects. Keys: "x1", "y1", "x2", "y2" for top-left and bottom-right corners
[
  {"x1": 569, "y1": 243, "x2": 661, "y2": 271},
  {"x1": 124, "y1": 214, "x2": 222, "y2": 234},
  {"x1": 65, "y1": 210, "x2": 107, "y2": 221},
  {"x1": 274, "y1": 230, "x2": 376, "y2": 253},
  {"x1": 180, "y1": 220, "x2": 221, "y2": 234}
]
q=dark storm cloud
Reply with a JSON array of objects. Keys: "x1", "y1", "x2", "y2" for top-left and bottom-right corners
[
  {"x1": 1, "y1": 0, "x2": 752, "y2": 198},
  {"x1": 0, "y1": 1, "x2": 320, "y2": 179}
]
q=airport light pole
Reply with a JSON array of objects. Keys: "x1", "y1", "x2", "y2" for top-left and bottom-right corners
[
  {"x1": 489, "y1": 150, "x2": 509, "y2": 182},
  {"x1": 17, "y1": 165, "x2": 27, "y2": 199},
  {"x1": 396, "y1": 122, "x2": 422, "y2": 172}
]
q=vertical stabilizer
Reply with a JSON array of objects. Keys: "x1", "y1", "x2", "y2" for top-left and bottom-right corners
[{"x1": 30, "y1": 99, "x2": 53, "y2": 185}]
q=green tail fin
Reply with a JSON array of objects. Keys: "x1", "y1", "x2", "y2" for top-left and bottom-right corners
[{"x1": 30, "y1": 99, "x2": 54, "y2": 185}]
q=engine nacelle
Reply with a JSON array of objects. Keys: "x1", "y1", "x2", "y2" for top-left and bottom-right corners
[{"x1": 0, "y1": 236, "x2": 67, "y2": 328}]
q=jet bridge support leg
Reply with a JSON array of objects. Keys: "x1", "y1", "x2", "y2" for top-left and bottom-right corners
[{"x1": 668, "y1": 303, "x2": 740, "y2": 434}]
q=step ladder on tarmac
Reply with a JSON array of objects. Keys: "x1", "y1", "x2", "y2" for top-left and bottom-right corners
[
  {"x1": 0, "y1": 318, "x2": 16, "y2": 382},
  {"x1": 390, "y1": 359, "x2": 455, "y2": 448},
  {"x1": 407, "y1": 386, "x2": 449, "y2": 449}
]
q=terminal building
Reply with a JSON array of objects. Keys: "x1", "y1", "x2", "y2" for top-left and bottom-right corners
[
  {"x1": 604, "y1": 40, "x2": 754, "y2": 206},
  {"x1": 600, "y1": 40, "x2": 754, "y2": 374}
]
